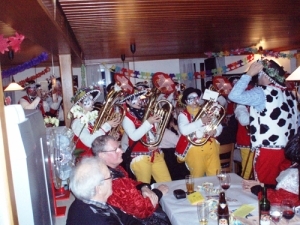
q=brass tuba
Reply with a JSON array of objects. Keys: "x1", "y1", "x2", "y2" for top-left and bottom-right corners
[
  {"x1": 92, "y1": 73, "x2": 134, "y2": 135},
  {"x1": 140, "y1": 72, "x2": 175, "y2": 147},
  {"x1": 187, "y1": 99, "x2": 225, "y2": 146},
  {"x1": 187, "y1": 76, "x2": 232, "y2": 146}
]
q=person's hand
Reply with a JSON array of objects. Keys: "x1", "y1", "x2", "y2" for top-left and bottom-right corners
[
  {"x1": 141, "y1": 186, "x2": 158, "y2": 207},
  {"x1": 207, "y1": 129, "x2": 216, "y2": 137},
  {"x1": 36, "y1": 88, "x2": 42, "y2": 98},
  {"x1": 147, "y1": 114, "x2": 161, "y2": 124},
  {"x1": 157, "y1": 184, "x2": 169, "y2": 195},
  {"x1": 107, "y1": 116, "x2": 121, "y2": 128},
  {"x1": 201, "y1": 115, "x2": 211, "y2": 125},
  {"x1": 247, "y1": 61, "x2": 263, "y2": 77}
]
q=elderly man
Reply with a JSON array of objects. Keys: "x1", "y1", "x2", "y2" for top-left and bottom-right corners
[
  {"x1": 66, "y1": 157, "x2": 142, "y2": 225},
  {"x1": 91, "y1": 135, "x2": 171, "y2": 225}
]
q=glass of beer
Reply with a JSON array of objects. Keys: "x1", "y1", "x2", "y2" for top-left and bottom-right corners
[
  {"x1": 197, "y1": 202, "x2": 209, "y2": 224},
  {"x1": 185, "y1": 175, "x2": 194, "y2": 194}
]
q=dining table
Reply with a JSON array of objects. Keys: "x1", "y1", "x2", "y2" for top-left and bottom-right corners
[{"x1": 153, "y1": 173, "x2": 300, "y2": 225}]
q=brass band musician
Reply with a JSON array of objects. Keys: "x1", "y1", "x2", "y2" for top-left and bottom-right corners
[
  {"x1": 121, "y1": 86, "x2": 172, "y2": 184},
  {"x1": 175, "y1": 87, "x2": 223, "y2": 178},
  {"x1": 69, "y1": 87, "x2": 121, "y2": 158}
]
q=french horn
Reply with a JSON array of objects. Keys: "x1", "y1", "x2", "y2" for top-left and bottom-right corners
[
  {"x1": 140, "y1": 72, "x2": 176, "y2": 147},
  {"x1": 92, "y1": 73, "x2": 134, "y2": 135},
  {"x1": 187, "y1": 76, "x2": 232, "y2": 146}
]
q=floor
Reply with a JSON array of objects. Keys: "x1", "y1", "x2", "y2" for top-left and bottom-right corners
[{"x1": 54, "y1": 192, "x2": 74, "y2": 225}]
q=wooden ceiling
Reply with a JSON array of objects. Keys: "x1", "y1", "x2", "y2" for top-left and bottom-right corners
[{"x1": 1, "y1": 0, "x2": 300, "y2": 68}]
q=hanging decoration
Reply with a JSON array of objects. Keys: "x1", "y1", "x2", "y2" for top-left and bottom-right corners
[
  {"x1": 205, "y1": 47, "x2": 300, "y2": 59},
  {"x1": 0, "y1": 32, "x2": 25, "y2": 54},
  {"x1": 81, "y1": 64, "x2": 86, "y2": 88},
  {"x1": 2, "y1": 67, "x2": 51, "y2": 90},
  {"x1": 2, "y1": 52, "x2": 49, "y2": 78},
  {"x1": 109, "y1": 54, "x2": 254, "y2": 81}
]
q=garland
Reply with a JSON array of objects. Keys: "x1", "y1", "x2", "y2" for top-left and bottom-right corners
[
  {"x1": 109, "y1": 54, "x2": 254, "y2": 81},
  {"x1": 205, "y1": 47, "x2": 300, "y2": 59},
  {"x1": 2, "y1": 52, "x2": 49, "y2": 78},
  {"x1": 2, "y1": 67, "x2": 51, "y2": 89}
]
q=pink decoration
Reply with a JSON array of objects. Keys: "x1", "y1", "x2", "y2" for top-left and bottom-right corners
[
  {"x1": 8, "y1": 32, "x2": 25, "y2": 52},
  {"x1": 0, "y1": 35, "x2": 9, "y2": 54},
  {"x1": 0, "y1": 32, "x2": 25, "y2": 54}
]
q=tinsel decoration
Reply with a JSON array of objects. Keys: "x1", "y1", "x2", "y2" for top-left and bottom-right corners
[
  {"x1": 2, "y1": 52, "x2": 49, "y2": 78},
  {"x1": 81, "y1": 64, "x2": 86, "y2": 88}
]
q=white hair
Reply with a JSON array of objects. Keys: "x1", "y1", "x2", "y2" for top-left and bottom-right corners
[{"x1": 69, "y1": 157, "x2": 106, "y2": 200}]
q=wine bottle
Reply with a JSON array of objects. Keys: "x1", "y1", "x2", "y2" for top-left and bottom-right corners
[
  {"x1": 259, "y1": 185, "x2": 271, "y2": 225},
  {"x1": 217, "y1": 191, "x2": 229, "y2": 225}
]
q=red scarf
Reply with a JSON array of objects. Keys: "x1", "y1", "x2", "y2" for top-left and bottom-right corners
[{"x1": 107, "y1": 166, "x2": 157, "y2": 218}]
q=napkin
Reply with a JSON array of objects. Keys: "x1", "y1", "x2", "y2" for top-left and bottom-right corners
[
  {"x1": 186, "y1": 192, "x2": 205, "y2": 205},
  {"x1": 232, "y1": 204, "x2": 255, "y2": 217}
]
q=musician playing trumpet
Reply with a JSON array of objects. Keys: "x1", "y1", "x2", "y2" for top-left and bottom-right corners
[{"x1": 175, "y1": 87, "x2": 223, "y2": 178}]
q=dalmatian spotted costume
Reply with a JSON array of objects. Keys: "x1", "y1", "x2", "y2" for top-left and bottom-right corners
[{"x1": 229, "y1": 60, "x2": 298, "y2": 185}]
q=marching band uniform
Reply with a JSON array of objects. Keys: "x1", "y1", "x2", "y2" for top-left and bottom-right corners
[
  {"x1": 69, "y1": 87, "x2": 117, "y2": 158},
  {"x1": 121, "y1": 90, "x2": 171, "y2": 183},
  {"x1": 19, "y1": 80, "x2": 61, "y2": 117},
  {"x1": 175, "y1": 87, "x2": 222, "y2": 178}
]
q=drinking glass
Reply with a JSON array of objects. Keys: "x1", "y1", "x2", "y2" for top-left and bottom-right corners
[
  {"x1": 216, "y1": 169, "x2": 226, "y2": 181},
  {"x1": 270, "y1": 203, "x2": 282, "y2": 224},
  {"x1": 185, "y1": 175, "x2": 194, "y2": 195},
  {"x1": 219, "y1": 173, "x2": 231, "y2": 192},
  {"x1": 197, "y1": 201, "x2": 209, "y2": 225},
  {"x1": 281, "y1": 199, "x2": 295, "y2": 224}
]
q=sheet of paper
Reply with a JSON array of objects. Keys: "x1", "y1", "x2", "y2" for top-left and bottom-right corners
[
  {"x1": 202, "y1": 89, "x2": 219, "y2": 101},
  {"x1": 232, "y1": 204, "x2": 255, "y2": 217}
]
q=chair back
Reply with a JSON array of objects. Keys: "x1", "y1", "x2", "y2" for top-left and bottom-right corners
[{"x1": 219, "y1": 143, "x2": 234, "y2": 173}]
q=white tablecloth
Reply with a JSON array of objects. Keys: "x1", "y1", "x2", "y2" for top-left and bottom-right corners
[{"x1": 153, "y1": 173, "x2": 300, "y2": 225}]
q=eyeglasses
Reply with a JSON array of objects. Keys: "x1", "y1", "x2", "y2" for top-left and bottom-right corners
[
  {"x1": 101, "y1": 145, "x2": 122, "y2": 153},
  {"x1": 186, "y1": 96, "x2": 199, "y2": 104}
]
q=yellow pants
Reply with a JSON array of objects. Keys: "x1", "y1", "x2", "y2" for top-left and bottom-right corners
[
  {"x1": 130, "y1": 152, "x2": 171, "y2": 183},
  {"x1": 183, "y1": 140, "x2": 221, "y2": 178},
  {"x1": 240, "y1": 147, "x2": 254, "y2": 179}
]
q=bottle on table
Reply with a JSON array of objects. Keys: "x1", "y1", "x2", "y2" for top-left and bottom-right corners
[
  {"x1": 217, "y1": 191, "x2": 229, "y2": 225},
  {"x1": 259, "y1": 185, "x2": 271, "y2": 225}
]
